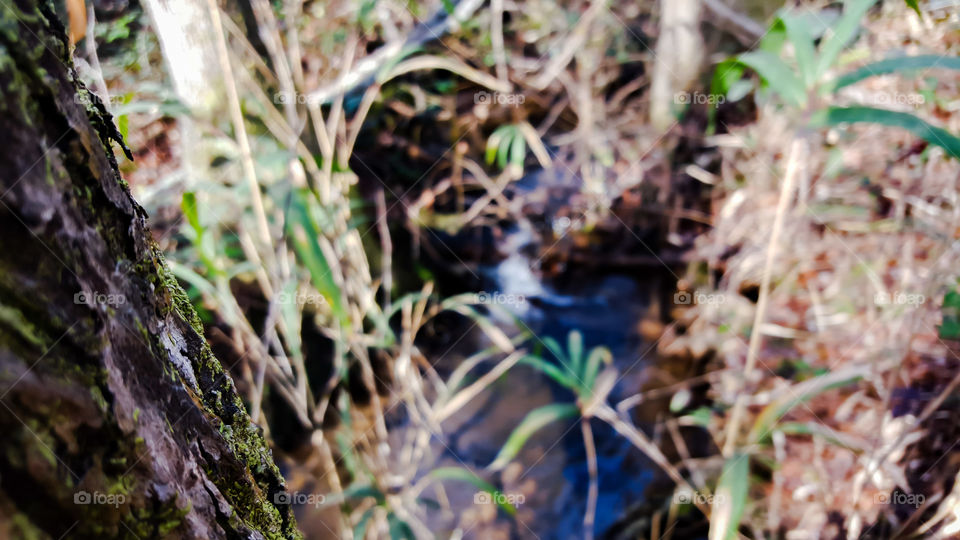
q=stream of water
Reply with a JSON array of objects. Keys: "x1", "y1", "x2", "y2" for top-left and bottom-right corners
[{"x1": 434, "y1": 218, "x2": 670, "y2": 538}]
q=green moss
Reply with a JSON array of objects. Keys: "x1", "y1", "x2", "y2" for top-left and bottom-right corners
[{"x1": 0, "y1": 305, "x2": 45, "y2": 347}]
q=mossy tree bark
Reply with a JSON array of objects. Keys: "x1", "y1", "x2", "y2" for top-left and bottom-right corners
[{"x1": 0, "y1": 1, "x2": 300, "y2": 538}]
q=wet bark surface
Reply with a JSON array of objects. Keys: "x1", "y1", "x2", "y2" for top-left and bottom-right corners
[{"x1": 0, "y1": 1, "x2": 299, "y2": 538}]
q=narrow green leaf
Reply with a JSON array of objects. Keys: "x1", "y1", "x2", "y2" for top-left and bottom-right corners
[
  {"x1": 497, "y1": 130, "x2": 513, "y2": 169},
  {"x1": 833, "y1": 55, "x2": 960, "y2": 90},
  {"x1": 711, "y1": 59, "x2": 745, "y2": 99},
  {"x1": 486, "y1": 126, "x2": 510, "y2": 166},
  {"x1": 540, "y1": 336, "x2": 569, "y2": 366},
  {"x1": 518, "y1": 355, "x2": 578, "y2": 390},
  {"x1": 904, "y1": 0, "x2": 922, "y2": 17},
  {"x1": 780, "y1": 12, "x2": 818, "y2": 87},
  {"x1": 287, "y1": 190, "x2": 348, "y2": 325},
  {"x1": 709, "y1": 455, "x2": 750, "y2": 540},
  {"x1": 387, "y1": 513, "x2": 416, "y2": 540},
  {"x1": 488, "y1": 403, "x2": 579, "y2": 471},
  {"x1": 581, "y1": 346, "x2": 612, "y2": 392},
  {"x1": 509, "y1": 128, "x2": 526, "y2": 168},
  {"x1": 812, "y1": 106, "x2": 960, "y2": 160},
  {"x1": 816, "y1": 0, "x2": 878, "y2": 79},
  {"x1": 759, "y1": 18, "x2": 786, "y2": 55},
  {"x1": 738, "y1": 50, "x2": 807, "y2": 107},
  {"x1": 568, "y1": 330, "x2": 584, "y2": 380},
  {"x1": 429, "y1": 467, "x2": 518, "y2": 516},
  {"x1": 352, "y1": 506, "x2": 377, "y2": 540},
  {"x1": 748, "y1": 368, "x2": 864, "y2": 443},
  {"x1": 181, "y1": 192, "x2": 201, "y2": 233}
]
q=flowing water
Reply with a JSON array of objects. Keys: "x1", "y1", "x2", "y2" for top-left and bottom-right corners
[{"x1": 432, "y1": 215, "x2": 674, "y2": 538}]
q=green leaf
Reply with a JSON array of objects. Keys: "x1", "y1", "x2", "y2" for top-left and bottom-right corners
[
  {"x1": 181, "y1": 192, "x2": 201, "y2": 234},
  {"x1": 540, "y1": 336, "x2": 569, "y2": 366},
  {"x1": 486, "y1": 126, "x2": 508, "y2": 166},
  {"x1": 711, "y1": 59, "x2": 746, "y2": 99},
  {"x1": 683, "y1": 407, "x2": 713, "y2": 427},
  {"x1": 509, "y1": 128, "x2": 526, "y2": 168},
  {"x1": 833, "y1": 55, "x2": 960, "y2": 90},
  {"x1": 568, "y1": 330, "x2": 584, "y2": 380},
  {"x1": 812, "y1": 106, "x2": 960, "y2": 160},
  {"x1": 940, "y1": 317, "x2": 960, "y2": 339},
  {"x1": 488, "y1": 403, "x2": 579, "y2": 471},
  {"x1": 904, "y1": 0, "x2": 922, "y2": 17},
  {"x1": 497, "y1": 130, "x2": 513, "y2": 169},
  {"x1": 352, "y1": 506, "x2": 377, "y2": 540},
  {"x1": 748, "y1": 368, "x2": 864, "y2": 443},
  {"x1": 709, "y1": 455, "x2": 750, "y2": 540},
  {"x1": 287, "y1": 190, "x2": 348, "y2": 325},
  {"x1": 429, "y1": 467, "x2": 518, "y2": 516},
  {"x1": 816, "y1": 0, "x2": 878, "y2": 79},
  {"x1": 387, "y1": 513, "x2": 416, "y2": 540},
  {"x1": 518, "y1": 355, "x2": 578, "y2": 390},
  {"x1": 581, "y1": 346, "x2": 612, "y2": 392},
  {"x1": 780, "y1": 12, "x2": 818, "y2": 87},
  {"x1": 759, "y1": 18, "x2": 786, "y2": 54},
  {"x1": 117, "y1": 115, "x2": 129, "y2": 142},
  {"x1": 738, "y1": 50, "x2": 807, "y2": 107},
  {"x1": 944, "y1": 290, "x2": 960, "y2": 310}
]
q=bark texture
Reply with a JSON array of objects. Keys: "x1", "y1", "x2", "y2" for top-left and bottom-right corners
[{"x1": 0, "y1": 1, "x2": 300, "y2": 538}]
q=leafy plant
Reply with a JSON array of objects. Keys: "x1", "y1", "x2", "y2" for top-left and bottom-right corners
[
  {"x1": 486, "y1": 124, "x2": 528, "y2": 171},
  {"x1": 712, "y1": 0, "x2": 960, "y2": 158},
  {"x1": 487, "y1": 330, "x2": 614, "y2": 539}
]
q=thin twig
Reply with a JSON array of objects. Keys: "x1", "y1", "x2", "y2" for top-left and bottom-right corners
[{"x1": 722, "y1": 137, "x2": 805, "y2": 456}]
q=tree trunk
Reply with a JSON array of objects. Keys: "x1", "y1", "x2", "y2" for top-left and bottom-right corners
[{"x1": 0, "y1": 1, "x2": 299, "y2": 538}]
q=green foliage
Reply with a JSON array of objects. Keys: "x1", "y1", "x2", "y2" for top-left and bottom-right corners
[
  {"x1": 711, "y1": 0, "x2": 960, "y2": 161},
  {"x1": 428, "y1": 467, "x2": 518, "y2": 516},
  {"x1": 486, "y1": 124, "x2": 527, "y2": 171},
  {"x1": 521, "y1": 330, "x2": 613, "y2": 397},
  {"x1": 812, "y1": 106, "x2": 960, "y2": 159},
  {"x1": 748, "y1": 369, "x2": 864, "y2": 444},
  {"x1": 488, "y1": 403, "x2": 580, "y2": 471},
  {"x1": 709, "y1": 455, "x2": 750, "y2": 540},
  {"x1": 904, "y1": 0, "x2": 922, "y2": 17},
  {"x1": 286, "y1": 189, "x2": 349, "y2": 325},
  {"x1": 940, "y1": 287, "x2": 960, "y2": 339},
  {"x1": 831, "y1": 55, "x2": 960, "y2": 90},
  {"x1": 489, "y1": 331, "x2": 613, "y2": 471}
]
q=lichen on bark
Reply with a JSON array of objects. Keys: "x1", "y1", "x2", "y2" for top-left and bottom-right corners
[{"x1": 0, "y1": 1, "x2": 300, "y2": 538}]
